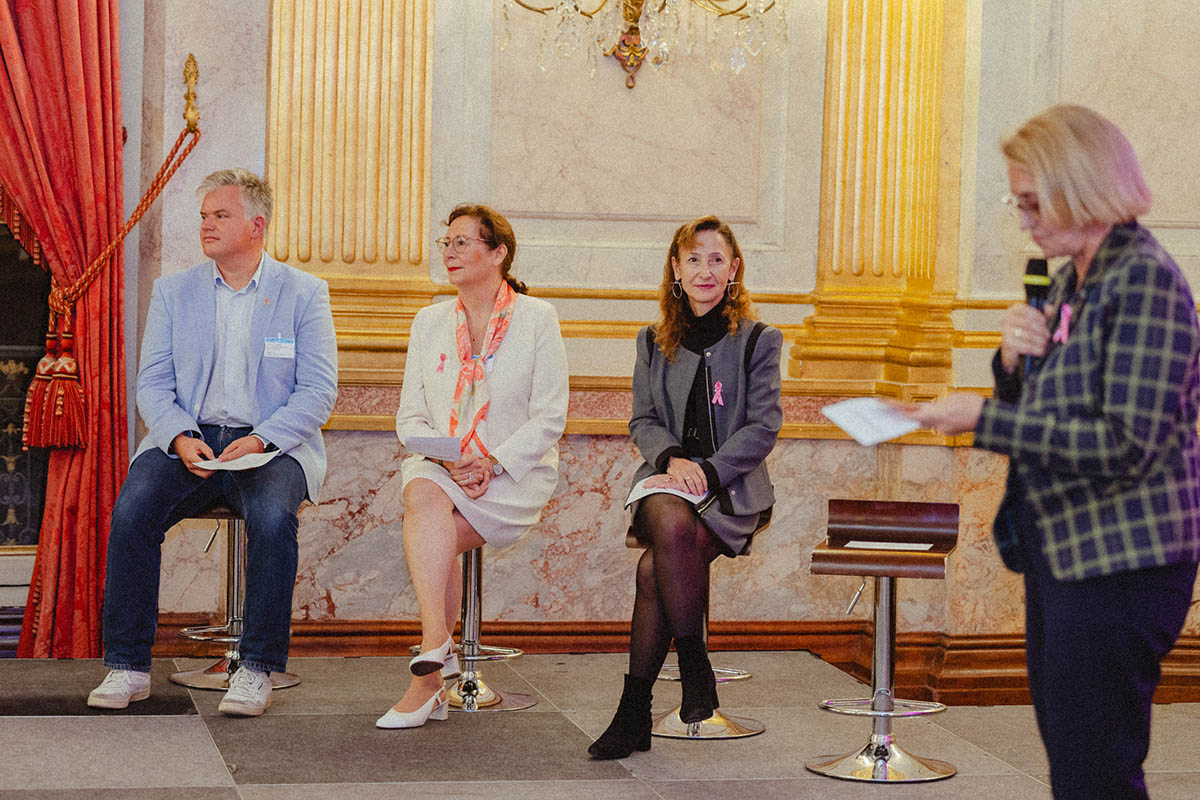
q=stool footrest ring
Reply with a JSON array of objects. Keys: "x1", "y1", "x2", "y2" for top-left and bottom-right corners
[
  {"x1": 656, "y1": 663, "x2": 752, "y2": 683},
  {"x1": 460, "y1": 645, "x2": 524, "y2": 664},
  {"x1": 179, "y1": 624, "x2": 241, "y2": 644},
  {"x1": 407, "y1": 643, "x2": 525, "y2": 664},
  {"x1": 819, "y1": 697, "x2": 946, "y2": 718}
]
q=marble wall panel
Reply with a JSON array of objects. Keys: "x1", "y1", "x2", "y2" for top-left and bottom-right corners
[{"x1": 153, "y1": 433, "x2": 998, "y2": 635}]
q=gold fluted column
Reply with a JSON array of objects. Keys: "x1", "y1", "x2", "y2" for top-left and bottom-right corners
[
  {"x1": 791, "y1": 0, "x2": 965, "y2": 401},
  {"x1": 266, "y1": 0, "x2": 435, "y2": 385}
]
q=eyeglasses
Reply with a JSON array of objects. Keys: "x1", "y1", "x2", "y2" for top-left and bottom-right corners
[
  {"x1": 1000, "y1": 193, "x2": 1040, "y2": 220},
  {"x1": 435, "y1": 235, "x2": 491, "y2": 253}
]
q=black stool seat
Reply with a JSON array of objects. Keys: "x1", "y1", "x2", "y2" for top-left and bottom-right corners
[{"x1": 168, "y1": 500, "x2": 300, "y2": 691}]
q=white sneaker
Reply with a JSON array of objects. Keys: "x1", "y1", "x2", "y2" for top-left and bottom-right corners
[
  {"x1": 218, "y1": 666, "x2": 272, "y2": 716},
  {"x1": 87, "y1": 669, "x2": 151, "y2": 709}
]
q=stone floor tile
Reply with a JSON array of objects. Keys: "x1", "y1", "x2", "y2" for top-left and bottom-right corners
[
  {"x1": 0, "y1": 716, "x2": 233, "y2": 790},
  {"x1": 239, "y1": 779, "x2": 661, "y2": 799},
  {"x1": 649, "y1": 774, "x2": 1054, "y2": 800},
  {"x1": 0, "y1": 659, "x2": 196, "y2": 717},
  {"x1": 178, "y1": 656, "x2": 549, "y2": 717},
  {"x1": 205, "y1": 712, "x2": 629, "y2": 785},
  {"x1": 569, "y1": 705, "x2": 1019, "y2": 781}
]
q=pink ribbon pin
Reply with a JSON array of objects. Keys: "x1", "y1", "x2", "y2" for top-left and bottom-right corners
[
  {"x1": 711, "y1": 380, "x2": 724, "y2": 406},
  {"x1": 436, "y1": 353, "x2": 446, "y2": 373},
  {"x1": 1052, "y1": 305, "x2": 1072, "y2": 344}
]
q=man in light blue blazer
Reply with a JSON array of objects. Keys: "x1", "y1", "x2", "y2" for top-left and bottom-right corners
[{"x1": 88, "y1": 169, "x2": 338, "y2": 716}]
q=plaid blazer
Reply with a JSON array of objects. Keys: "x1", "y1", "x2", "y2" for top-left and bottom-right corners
[{"x1": 974, "y1": 222, "x2": 1200, "y2": 581}]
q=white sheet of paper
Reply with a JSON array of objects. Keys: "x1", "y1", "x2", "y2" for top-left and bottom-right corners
[
  {"x1": 193, "y1": 449, "x2": 282, "y2": 471},
  {"x1": 624, "y1": 476, "x2": 707, "y2": 509},
  {"x1": 404, "y1": 436, "x2": 463, "y2": 461},
  {"x1": 844, "y1": 540, "x2": 934, "y2": 551},
  {"x1": 821, "y1": 397, "x2": 920, "y2": 446}
]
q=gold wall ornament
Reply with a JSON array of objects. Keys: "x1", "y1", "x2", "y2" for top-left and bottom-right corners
[
  {"x1": 182, "y1": 53, "x2": 199, "y2": 132},
  {"x1": 266, "y1": 0, "x2": 433, "y2": 271},
  {"x1": 503, "y1": 0, "x2": 785, "y2": 87},
  {"x1": 790, "y1": 0, "x2": 966, "y2": 401}
]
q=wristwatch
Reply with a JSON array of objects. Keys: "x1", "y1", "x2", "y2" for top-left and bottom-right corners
[{"x1": 490, "y1": 456, "x2": 504, "y2": 477}]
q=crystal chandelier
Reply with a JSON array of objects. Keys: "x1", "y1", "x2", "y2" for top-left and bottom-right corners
[{"x1": 499, "y1": 1, "x2": 788, "y2": 88}]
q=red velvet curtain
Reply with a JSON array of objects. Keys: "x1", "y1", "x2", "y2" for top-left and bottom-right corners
[{"x1": 0, "y1": 0, "x2": 127, "y2": 657}]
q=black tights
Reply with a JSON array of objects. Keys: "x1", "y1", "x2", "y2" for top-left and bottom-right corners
[{"x1": 628, "y1": 494, "x2": 723, "y2": 680}]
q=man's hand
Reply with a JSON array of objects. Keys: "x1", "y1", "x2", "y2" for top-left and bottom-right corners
[
  {"x1": 172, "y1": 433, "x2": 216, "y2": 478},
  {"x1": 218, "y1": 435, "x2": 266, "y2": 462}
]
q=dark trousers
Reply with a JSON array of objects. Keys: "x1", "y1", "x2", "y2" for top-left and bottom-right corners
[
  {"x1": 103, "y1": 425, "x2": 307, "y2": 674},
  {"x1": 1021, "y1": 527, "x2": 1197, "y2": 800}
]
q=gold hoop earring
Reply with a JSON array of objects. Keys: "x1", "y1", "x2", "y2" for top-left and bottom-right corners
[
  {"x1": 726, "y1": 281, "x2": 740, "y2": 300},
  {"x1": 671, "y1": 280, "x2": 683, "y2": 299}
]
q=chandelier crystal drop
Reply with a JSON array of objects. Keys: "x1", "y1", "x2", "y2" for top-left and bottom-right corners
[{"x1": 505, "y1": 0, "x2": 787, "y2": 87}]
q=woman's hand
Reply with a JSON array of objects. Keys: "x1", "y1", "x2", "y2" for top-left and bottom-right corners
[
  {"x1": 893, "y1": 393, "x2": 985, "y2": 436},
  {"x1": 666, "y1": 457, "x2": 708, "y2": 496},
  {"x1": 999, "y1": 302, "x2": 1053, "y2": 374},
  {"x1": 448, "y1": 453, "x2": 493, "y2": 499},
  {"x1": 643, "y1": 473, "x2": 681, "y2": 491}
]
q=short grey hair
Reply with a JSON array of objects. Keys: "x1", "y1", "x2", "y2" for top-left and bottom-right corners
[{"x1": 196, "y1": 168, "x2": 273, "y2": 228}]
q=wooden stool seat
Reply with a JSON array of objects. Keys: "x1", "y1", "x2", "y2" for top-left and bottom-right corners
[{"x1": 805, "y1": 499, "x2": 959, "y2": 783}]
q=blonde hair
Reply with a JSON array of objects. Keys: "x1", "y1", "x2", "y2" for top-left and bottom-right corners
[
  {"x1": 654, "y1": 216, "x2": 756, "y2": 361},
  {"x1": 196, "y1": 168, "x2": 273, "y2": 228},
  {"x1": 1002, "y1": 104, "x2": 1151, "y2": 229}
]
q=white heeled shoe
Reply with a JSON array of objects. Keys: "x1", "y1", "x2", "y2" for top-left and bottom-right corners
[
  {"x1": 410, "y1": 636, "x2": 455, "y2": 676},
  {"x1": 375, "y1": 686, "x2": 449, "y2": 729},
  {"x1": 441, "y1": 646, "x2": 460, "y2": 680}
]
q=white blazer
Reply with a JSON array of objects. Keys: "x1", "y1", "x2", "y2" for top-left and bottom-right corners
[{"x1": 396, "y1": 293, "x2": 569, "y2": 541}]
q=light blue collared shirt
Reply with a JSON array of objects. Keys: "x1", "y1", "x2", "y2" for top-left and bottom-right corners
[{"x1": 197, "y1": 256, "x2": 264, "y2": 429}]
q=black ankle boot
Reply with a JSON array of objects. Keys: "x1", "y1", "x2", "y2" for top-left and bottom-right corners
[
  {"x1": 674, "y1": 635, "x2": 717, "y2": 724},
  {"x1": 587, "y1": 674, "x2": 654, "y2": 759}
]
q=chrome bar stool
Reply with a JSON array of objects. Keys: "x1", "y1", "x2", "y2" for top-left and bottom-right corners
[
  {"x1": 806, "y1": 499, "x2": 958, "y2": 783},
  {"x1": 410, "y1": 547, "x2": 536, "y2": 712},
  {"x1": 623, "y1": 520, "x2": 767, "y2": 741},
  {"x1": 169, "y1": 502, "x2": 300, "y2": 691}
]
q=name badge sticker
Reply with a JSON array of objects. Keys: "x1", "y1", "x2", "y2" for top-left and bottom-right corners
[{"x1": 264, "y1": 336, "x2": 296, "y2": 359}]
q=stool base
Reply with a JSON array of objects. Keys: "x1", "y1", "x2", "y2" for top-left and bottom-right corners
[
  {"x1": 448, "y1": 676, "x2": 536, "y2": 712},
  {"x1": 806, "y1": 740, "x2": 956, "y2": 783},
  {"x1": 169, "y1": 658, "x2": 301, "y2": 691},
  {"x1": 650, "y1": 707, "x2": 765, "y2": 739}
]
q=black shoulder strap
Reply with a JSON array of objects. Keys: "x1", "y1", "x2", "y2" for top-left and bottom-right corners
[{"x1": 743, "y1": 321, "x2": 766, "y2": 373}]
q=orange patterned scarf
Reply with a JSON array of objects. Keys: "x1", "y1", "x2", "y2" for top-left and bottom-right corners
[{"x1": 450, "y1": 282, "x2": 516, "y2": 457}]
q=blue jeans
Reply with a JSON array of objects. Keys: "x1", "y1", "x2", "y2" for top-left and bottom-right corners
[{"x1": 103, "y1": 425, "x2": 307, "y2": 674}]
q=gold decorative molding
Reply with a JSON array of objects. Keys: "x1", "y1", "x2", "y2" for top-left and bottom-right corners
[
  {"x1": 791, "y1": 1, "x2": 965, "y2": 401},
  {"x1": 266, "y1": 0, "x2": 433, "y2": 273},
  {"x1": 323, "y1": 412, "x2": 970, "y2": 444}
]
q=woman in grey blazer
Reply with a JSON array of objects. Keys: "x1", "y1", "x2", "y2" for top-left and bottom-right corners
[{"x1": 589, "y1": 216, "x2": 783, "y2": 760}]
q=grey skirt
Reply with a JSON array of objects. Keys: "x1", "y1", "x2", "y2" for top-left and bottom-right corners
[{"x1": 630, "y1": 494, "x2": 771, "y2": 558}]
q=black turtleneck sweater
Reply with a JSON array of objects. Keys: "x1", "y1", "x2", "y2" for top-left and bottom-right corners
[{"x1": 654, "y1": 297, "x2": 728, "y2": 491}]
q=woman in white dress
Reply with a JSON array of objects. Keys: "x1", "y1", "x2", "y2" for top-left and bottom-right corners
[{"x1": 377, "y1": 204, "x2": 569, "y2": 729}]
